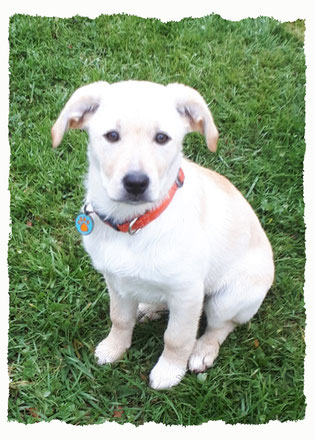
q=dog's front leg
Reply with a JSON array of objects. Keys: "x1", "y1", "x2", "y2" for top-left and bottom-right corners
[
  {"x1": 149, "y1": 285, "x2": 204, "y2": 389},
  {"x1": 95, "y1": 281, "x2": 138, "y2": 365}
]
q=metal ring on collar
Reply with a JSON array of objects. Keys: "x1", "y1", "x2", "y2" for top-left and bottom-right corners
[{"x1": 128, "y1": 217, "x2": 140, "y2": 235}]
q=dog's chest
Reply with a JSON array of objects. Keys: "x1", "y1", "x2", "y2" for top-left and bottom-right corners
[{"x1": 82, "y1": 223, "x2": 195, "y2": 300}]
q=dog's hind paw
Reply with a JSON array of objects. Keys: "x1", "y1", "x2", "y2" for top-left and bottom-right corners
[
  {"x1": 188, "y1": 339, "x2": 219, "y2": 373},
  {"x1": 137, "y1": 303, "x2": 168, "y2": 323}
]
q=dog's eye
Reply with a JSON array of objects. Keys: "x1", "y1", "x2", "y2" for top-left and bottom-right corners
[
  {"x1": 155, "y1": 132, "x2": 170, "y2": 145},
  {"x1": 104, "y1": 131, "x2": 120, "y2": 143}
]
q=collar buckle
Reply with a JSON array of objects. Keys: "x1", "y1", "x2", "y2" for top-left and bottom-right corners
[{"x1": 175, "y1": 168, "x2": 185, "y2": 188}]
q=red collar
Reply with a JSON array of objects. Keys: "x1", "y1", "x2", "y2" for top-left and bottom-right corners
[{"x1": 86, "y1": 168, "x2": 184, "y2": 234}]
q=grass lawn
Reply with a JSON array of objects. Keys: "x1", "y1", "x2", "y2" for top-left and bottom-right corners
[{"x1": 8, "y1": 14, "x2": 305, "y2": 425}]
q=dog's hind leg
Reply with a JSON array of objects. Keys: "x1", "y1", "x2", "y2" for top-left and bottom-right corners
[
  {"x1": 137, "y1": 303, "x2": 168, "y2": 322},
  {"x1": 188, "y1": 320, "x2": 236, "y2": 372},
  {"x1": 188, "y1": 274, "x2": 271, "y2": 373}
]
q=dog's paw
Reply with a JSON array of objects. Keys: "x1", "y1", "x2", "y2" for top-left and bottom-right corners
[
  {"x1": 149, "y1": 357, "x2": 186, "y2": 390},
  {"x1": 137, "y1": 303, "x2": 168, "y2": 323},
  {"x1": 188, "y1": 338, "x2": 219, "y2": 373},
  {"x1": 95, "y1": 337, "x2": 126, "y2": 365}
]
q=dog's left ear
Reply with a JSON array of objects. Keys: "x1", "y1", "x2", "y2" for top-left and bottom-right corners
[{"x1": 167, "y1": 83, "x2": 219, "y2": 152}]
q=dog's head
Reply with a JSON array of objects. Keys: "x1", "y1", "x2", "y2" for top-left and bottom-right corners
[{"x1": 51, "y1": 80, "x2": 218, "y2": 204}]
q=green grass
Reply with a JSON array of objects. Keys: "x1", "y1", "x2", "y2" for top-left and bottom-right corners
[{"x1": 8, "y1": 14, "x2": 305, "y2": 425}]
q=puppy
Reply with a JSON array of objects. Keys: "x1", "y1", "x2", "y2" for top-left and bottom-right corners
[{"x1": 52, "y1": 80, "x2": 274, "y2": 389}]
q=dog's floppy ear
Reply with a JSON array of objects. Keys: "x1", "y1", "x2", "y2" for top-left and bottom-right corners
[
  {"x1": 167, "y1": 83, "x2": 218, "y2": 152},
  {"x1": 51, "y1": 81, "x2": 109, "y2": 148}
]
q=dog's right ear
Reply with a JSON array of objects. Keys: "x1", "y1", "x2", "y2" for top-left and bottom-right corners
[{"x1": 51, "y1": 81, "x2": 109, "y2": 148}]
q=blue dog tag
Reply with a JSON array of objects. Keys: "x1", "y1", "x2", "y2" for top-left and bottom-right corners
[{"x1": 75, "y1": 213, "x2": 94, "y2": 235}]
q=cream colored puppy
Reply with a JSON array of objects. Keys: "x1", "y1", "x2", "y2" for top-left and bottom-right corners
[{"x1": 52, "y1": 80, "x2": 274, "y2": 389}]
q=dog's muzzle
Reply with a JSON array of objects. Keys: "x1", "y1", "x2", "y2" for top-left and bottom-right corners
[{"x1": 77, "y1": 168, "x2": 185, "y2": 235}]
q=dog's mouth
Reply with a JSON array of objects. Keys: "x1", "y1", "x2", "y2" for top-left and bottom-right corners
[{"x1": 112, "y1": 193, "x2": 155, "y2": 205}]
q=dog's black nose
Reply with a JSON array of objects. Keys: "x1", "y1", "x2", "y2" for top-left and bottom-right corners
[{"x1": 123, "y1": 172, "x2": 150, "y2": 196}]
